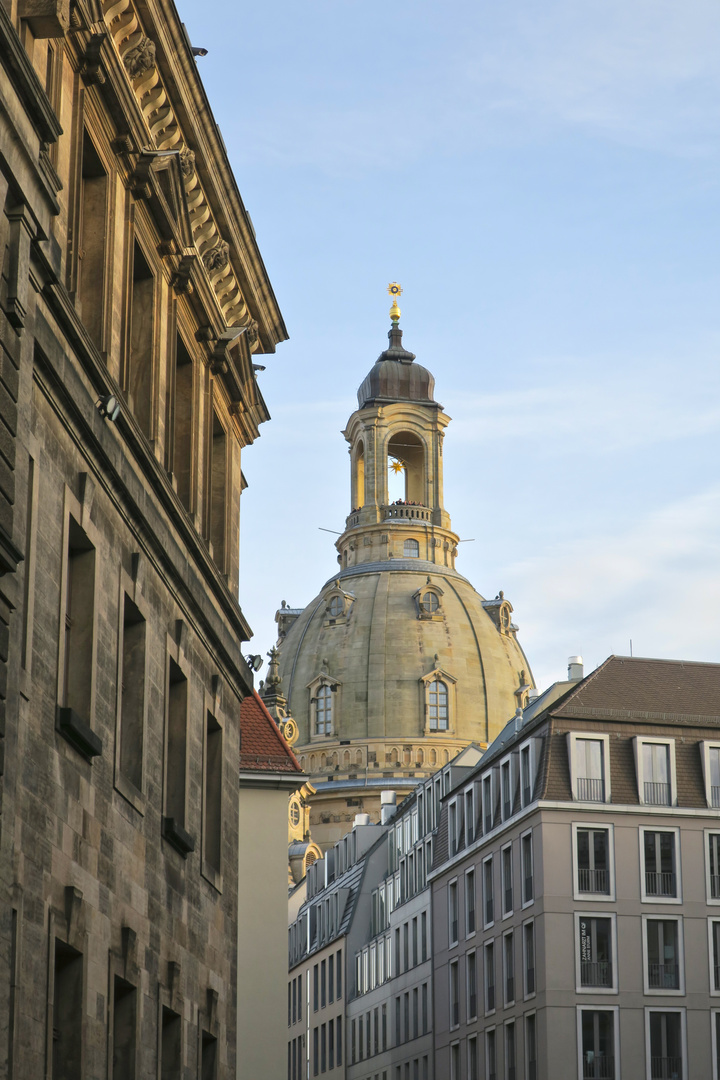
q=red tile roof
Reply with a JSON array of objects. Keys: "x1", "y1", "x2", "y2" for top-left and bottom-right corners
[{"x1": 239, "y1": 691, "x2": 303, "y2": 774}]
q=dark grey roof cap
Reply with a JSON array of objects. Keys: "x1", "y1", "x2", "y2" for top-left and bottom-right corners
[{"x1": 357, "y1": 326, "x2": 436, "y2": 408}]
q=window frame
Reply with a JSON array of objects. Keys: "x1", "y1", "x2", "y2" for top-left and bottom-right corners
[
  {"x1": 448, "y1": 878, "x2": 459, "y2": 949},
  {"x1": 639, "y1": 825, "x2": 682, "y2": 905},
  {"x1": 449, "y1": 959, "x2": 460, "y2": 1031},
  {"x1": 641, "y1": 914, "x2": 685, "y2": 996},
  {"x1": 466, "y1": 948, "x2": 478, "y2": 1022},
  {"x1": 701, "y1": 742, "x2": 720, "y2": 809},
  {"x1": 567, "y1": 732, "x2": 612, "y2": 803},
  {"x1": 502, "y1": 929, "x2": 515, "y2": 1008},
  {"x1": 484, "y1": 939, "x2": 496, "y2": 1017},
  {"x1": 520, "y1": 828, "x2": 534, "y2": 909},
  {"x1": 572, "y1": 822, "x2": 616, "y2": 902},
  {"x1": 522, "y1": 917, "x2": 536, "y2": 1001},
  {"x1": 643, "y1": 1007, "x2": 687, "y2": 1080},
  {"x1": 711, "y1": 1009, "x2": 720, "y2": 1080},
  {"x1": 482, "y1": 854, "x2": 495, "y2": 930},
  {"x1": 574, "y1": 911, "x2": 618, "y2": 995},
  {"x1": 705, "y1": 830, "x2": 720, "y2": 906},
  {"x1": 308, "y1": 675, "x2": 340, "y2": 741},
  {"x1": 634, "y1": 737, "x2": 677, "y2": 807},
  {"x1": 465, "y1": 867, "x2": 476, "y2": 938},
  {"x1": 501, "y1": 842, "x2": 514, "y2": 919},
  {"x1": 500, "y1": 753, "x2": 514, "y2": 822},
  {"x1": 576, "y1": 1005, "x2": 620, "y2": 1080},
  {"x1": 519, "y1": 737, "x2": 537, "y2": 809},
  {"x1": 708, "y1": 918, "x2": 720, "y2": 997}
]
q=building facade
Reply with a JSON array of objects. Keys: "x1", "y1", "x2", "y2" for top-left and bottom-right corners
[
  {"x1": 431, "y1": 655, "x2": 720, "y2": 1080},
  {"x1": 270, "y1": 295, "x2": 534, "y2": 849},
  {"x1": 0, "y1": 1, "x2": 287, "y2": 1076}
]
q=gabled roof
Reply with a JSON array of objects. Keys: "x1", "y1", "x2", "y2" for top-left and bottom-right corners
[
  {"x1": 239, "y1": 691, "x2": 303, "y2": 774},
  {"x1": 551, "y1": 655, "x2": 720, "y2": 724}
]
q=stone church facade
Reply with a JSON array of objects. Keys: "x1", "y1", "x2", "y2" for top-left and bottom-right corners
[{"x1": 0, "y1": 2, "x2": 288, "y2": 1077}]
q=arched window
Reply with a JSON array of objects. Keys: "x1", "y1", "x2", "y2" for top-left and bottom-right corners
[
  {"x1": 343, "y1": 750, "x2": 351, "y2": 768},
  {"x1": 430, "y1": 749, "x2": 437, "y2": 765},
  {"x1": 416, "y1": 748, "x2": 424, "y2": 766},
  {"x1": 320, "y1": 753, "x2": 327, "y2": 768},
  {"x1": 315, "y1": 684, "x2": 332, "y2": 735},
  {"x1": 404, "y1": 538, "x2": 419, "y2": 558},
  {"x1": 442, "y1": 749, "x2": 450, "y2": 765},
  {"x1": 356, "y1": 749, "x2": 363, "y2": 766},
  {"x1": 428, "y1": 679, "x2": 449, "y2": 731},
  {"x1": 420, "y1": 592, "x2": 439, "y2": 614}
]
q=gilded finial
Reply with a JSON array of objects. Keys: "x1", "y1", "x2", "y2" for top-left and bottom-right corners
[{"x1": 387, "y1": 281, "x2": 402, "y2": 324}]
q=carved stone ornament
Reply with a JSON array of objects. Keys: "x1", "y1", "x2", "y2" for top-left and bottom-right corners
[
  {"x1": 202, "y1": 240, "x2": 230, "y2": 273},
  {"x1": 179, "y1": 146, "x2": 196, "y2": 180},
  {"x1": 246, "y1": 319, "x2": 259, "y2": 347},
  {"x1": 123, "y1": 36, "x2": 156, "y2": 79}
]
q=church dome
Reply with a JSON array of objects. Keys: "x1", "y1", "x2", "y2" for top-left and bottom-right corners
[
  {"x1": 357, "y1": 326, "x2": 435, "y2": 408},
  {"x1": 266, "y1": 306, "x2": 535, "y2": 847}
]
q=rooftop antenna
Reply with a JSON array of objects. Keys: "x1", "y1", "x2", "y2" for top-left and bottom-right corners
[
  {"x1": 318, "y1": 527, "x2": 342, "y2": 535},
  {"x1": 630, "y1": 639, "x2": 633, "y2": 657}
]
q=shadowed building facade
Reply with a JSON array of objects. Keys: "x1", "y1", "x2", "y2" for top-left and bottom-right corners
[{"x1": 268, "y1": 294, "x2": 534, "y2": 850}]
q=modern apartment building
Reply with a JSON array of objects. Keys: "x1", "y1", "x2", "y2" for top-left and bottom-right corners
[{"x1": 431, "y1": 655, "x2": 720, "y2": 1080}]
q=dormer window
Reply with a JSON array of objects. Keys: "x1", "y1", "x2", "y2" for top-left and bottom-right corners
[
  {"x1": 421, "y1": 593, "x2": 439, "y2": 614},
  {"x1": 324, "y1": 583, "x2": 354, "y2": 626},
  {"x1": 328, "y1": 596, "x2": 343, "y2": 617},
  {"x1": 404, "y1": 538, "x2": 420, "y2": 558},
  {"x1": 413, "y1": 580, "x2": 444, "y2": 620}
]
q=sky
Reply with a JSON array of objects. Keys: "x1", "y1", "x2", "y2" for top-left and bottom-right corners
[{"x1": 179, "y1": 0, "x2": 720, "y2": 693}]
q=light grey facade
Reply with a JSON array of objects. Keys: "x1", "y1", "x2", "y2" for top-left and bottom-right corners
[{"x1": 430, "y1": 655, "x2": 720, "y2": 1080}]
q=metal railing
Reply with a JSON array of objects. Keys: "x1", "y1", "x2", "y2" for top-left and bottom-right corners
[
  {"x1": 583, "y1": 1055, "x2": 615, "y2": 1079},
  {"x1": 648, "y1": 963, "x2": 679, "y2": 989},
  {"x1": 712, "y1": 786, "x2": 720, "y2": 808},
  {"x1": 580, "y1": 961, "x2": 612, "y2": 987},
  {"x1": 578, "y1": 868, "x2": 609, "y2": 894},
  {"x1": 650, "y1": 1057, "x2": 682, "y2": 1079},
  {"x1": 711, "y1": 874, "x2": 720, "y2": 899},
  {"x1": 578, "y1": 777, "x2": 605, "y2": 802},
  {"x1": 644, "y1": 781, "x2": 671, "y2": 806},
  {"x1": 645, "y1": 871, "x2": 676, "y2": 897}
]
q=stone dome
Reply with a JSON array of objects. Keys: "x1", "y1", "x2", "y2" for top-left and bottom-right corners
[
  {"x1": 277, "y1": 559, "x2": 532, "y2": 764},
  {"x1": 356, "y1": 326, "x2": 435, "y2": 408}
]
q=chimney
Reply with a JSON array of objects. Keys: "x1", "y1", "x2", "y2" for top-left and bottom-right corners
[
  {"x1": 380, "y1": 790, "x2": 397, "y2": 825},
  {"x1": 353, "y1": 813, "x2": 371, "y2": 827},
  {"x1": 527, "y1": 688, "x2": 539, "y2": 703},
  {"x1": 568, "y1": 655, "x2": 584, "y2": 682}
]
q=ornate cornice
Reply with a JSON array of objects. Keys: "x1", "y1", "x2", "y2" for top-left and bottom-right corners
[{"x1": 100, "y1": 0, "x2": 253, "y2": 332}]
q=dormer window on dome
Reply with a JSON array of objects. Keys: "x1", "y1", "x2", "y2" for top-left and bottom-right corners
[
  {"x1": 482, "y1": 591, "x2": 517, "y2": 637},
  {"x1": 323, "y1": 582, "x2": 355, "y2": 627},
  {"x1": 413, "y1": 579, "x2": 444, "y2": 620}
]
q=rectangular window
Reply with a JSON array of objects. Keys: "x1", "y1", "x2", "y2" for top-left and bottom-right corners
[
  {"x1": 525, "y1": 1014, "x2": 537, "y2": 1080},
  {"x1": 209, "y1": 410, "x2": 227, "y2": 571},
  {"x1": 329, "y1": 1018, "x2": 334, "y2": 1069},
  {"x1": 314, "y1": 964, "x2": 319, "y2": 1012},
  {"x1": 711, "y1": 834, "x2": 720, "y2": 903},
  {"x1": 382, "y1": 1002, "x2": 387, "y2": 1050},
  {"x1": 173, "y1": 335, "x2": 194, "y2": 510},
  {"x1": 465, "y1": 788, "x2": 475, "y2": 847},
  {"x1": 412, "y1": 917, "x2": 418, "y2": 966},
  {"x1": 449, "y1": 880, "x2": 458, "y2": 946},
  {"x1": 61, "y1": 516, "x2": 96, "y2": 724},
  {"x1": 289, "y1": 982, "x2": 292, "y2": 1026},
  {"x1": 127, "y1": 241, "x2": 155, "y2": 438},
  {"x1": 203, "y1": 712, "x2": 222, "y2": 874},
  {"x1": 483, "y1": 774, "x2": 493, "y2": 833},
  {"x1": 112, "y1": 976, "x2": 137, "y2": 1080},
  {"x1": 201, "y1": 1031, "x2": 217, "y2": 1080},
  {"x1": 336, "y1": 1016, "x2": 342, "y2": 1066},
  {"x1": 702, "y1": 744, "x2": 720, "y2": 808},
  {"x1": 485, "y1": 940, "x2": 496, "y2": 1014},
  {"x1": 468, "y1": 1035, "x2": 478, "y2": 1080},
  {"x1": 636, "y1": 738, "x2": 675, "y2": 807},
  {"x1": 710, "y1": 920, "x2": 720, "y2": 993},
  {"x1": 412, "y1": 990, "x2": 418, "y2": 1040},
  {"x1": 467, "y1": 950, "x2": 478, "y2": 1020},
  {"x1": 449, "y1": 801, "x2": 458, "y2": 857},
  {"x1": 118, "y1": 594, "x2": 146, "y2": 791},
  {"x1": 321, "y1": 959, "x2": 326, "y2": 1009},
  {"x1": 292, "y1": 979, "x2": 297, "y2": 1024},
  {"x1": 404, "y1": 993, "x2": 410, "y2": 1043},
  {"x1": 483, "y1": 856, "x2": 495, "y2": 927},
  {"x1": 53, "y1": 941, "x2": 83, "y2": 1080},
  {"x1": 574, "y1": 825, "x2": 613, "y2": 899},
  {"x1": 421, "y1": 983, "x2": 428, "y2": 1034},
  {"x1": 503, "y1": 932, "x2": 514, "y2": 1006},
  {"x1": 337, "y1": 950, "x2": 342, "y2": 998},
  {"x1": 299, "y1": 973, "x2": 303, "y2": 1020},
  {"x1": 161, "y1": 1006, "x2": 182, "y2": 1080},
  {"x1": 421, "y1": 912, "x2": 428, "y2": 962},
  {"x1": 451, "y1": 963, "x2": 462, "y2": 1028},
  {"x1": 502, "y1": 845, "x2": 513, "y2": 916},
  {"x1": 164, "y1": 657, "x2": 188, "y2": 837},
  {"x1": 466, "y1": 869, "x2": 476, "y2": 935},
  {"x1": 641, "y1": 828, "x2": 680, "y2": 902},
  {"x1": 486, "y1": 1028, "x2": 497, "y2": 1080},
  {"x1": 521, "y1": 832, "x2": 533, "y2": 906},
  {"x1": 579, "y1": 1009, "x2": 616, "y2": 1080},
  {"x1": 501, "y1": 758, "x2": 512, "y2": 820},
  {"x1": 450, "y1": 1042, "x2": 460, "y2": 1080},
  {"x1": 352, "y1": 1018, "x2": 356, "y2": 1063},
  {"x1": 404, "y1": 923, "x2": 409, "y2": 970},
  {"x1": 395, "y1": 996, "x2": 401, "y2": 1045},
  {"x1": 505, "y1": 1022, "x2": 515, "y2": 1080},
  {"x1": 321, "y1": 1023, "x2": 326, "y2": 1073},
  {"x1": 77, "y1": 131, "x2": 108, "y2": 349},
  {"x1": 313, "y1": 1027, "x2": 319, "y2": 1075},
  {"x1": 576, "y1": 739, "x2": 605, "y2": 802},
  {"x1": 328, "y1": 954, "x2": 334, "y2": 1004},
  {"x1": 646, "y1": 1010, "x2": 685, "y2": 1080},
  {"x1": 577, "y1": 916, "x2": 614, "y2": 990},
  {"x1": 520, "y1": 743, "x2": 533, "y2": 807},
  {"x1": 524, "y1": 921, "x2": 535, "y2": 997},
  {"x1": 644, "y1": 918, "x2": 682, "y2": 993}
]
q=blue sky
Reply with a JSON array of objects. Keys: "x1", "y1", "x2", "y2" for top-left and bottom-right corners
[{"x1": 179, "y1": 0, "x2": 720, "y2": 692}]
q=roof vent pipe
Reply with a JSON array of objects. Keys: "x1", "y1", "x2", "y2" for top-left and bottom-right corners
[
  {"x1": 353, "y1": 813, "x2": 371, "y2": 827},
  {"x1": 568, "y1": 655, "x2": 584, "y2": 682}
]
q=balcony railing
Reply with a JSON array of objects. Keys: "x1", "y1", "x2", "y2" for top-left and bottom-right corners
[
  {"x1": 650, "y1": 1056, "x2": 682, "y2": 1079},
  {"x1": 645, "y1": 871, "x2": 676, "y2": 897},
  {"x1": 578, "y1": 868, "x2": 610, "y2": 894},
  {"x1": 712, "y1": 874, "x2": 720, "y2": 900},
  {"x1": 583, "y1": 1054, "x2": 615, "y2": 1079},
  {"x1": 578, "y1": 777, "x2": 605, "y2": 802},
  {"x1": 580, "y1": 961, "x2": 612, "y2": 988},
  {"x1": 715, "y1": 965, "x2": 720, "y2": 992},
  {"x1": 713, "y1": 786, "x2": 720, "y2": 808},
  {"x1": 383, "y1": 503, "x2": 432, "y2": 521},
  {"x1": 648, "y1": 962, "x2": 679, "y2": 989},
  {"x1": 644, "y1": 781, "x2": 671, "y2": 806}
]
